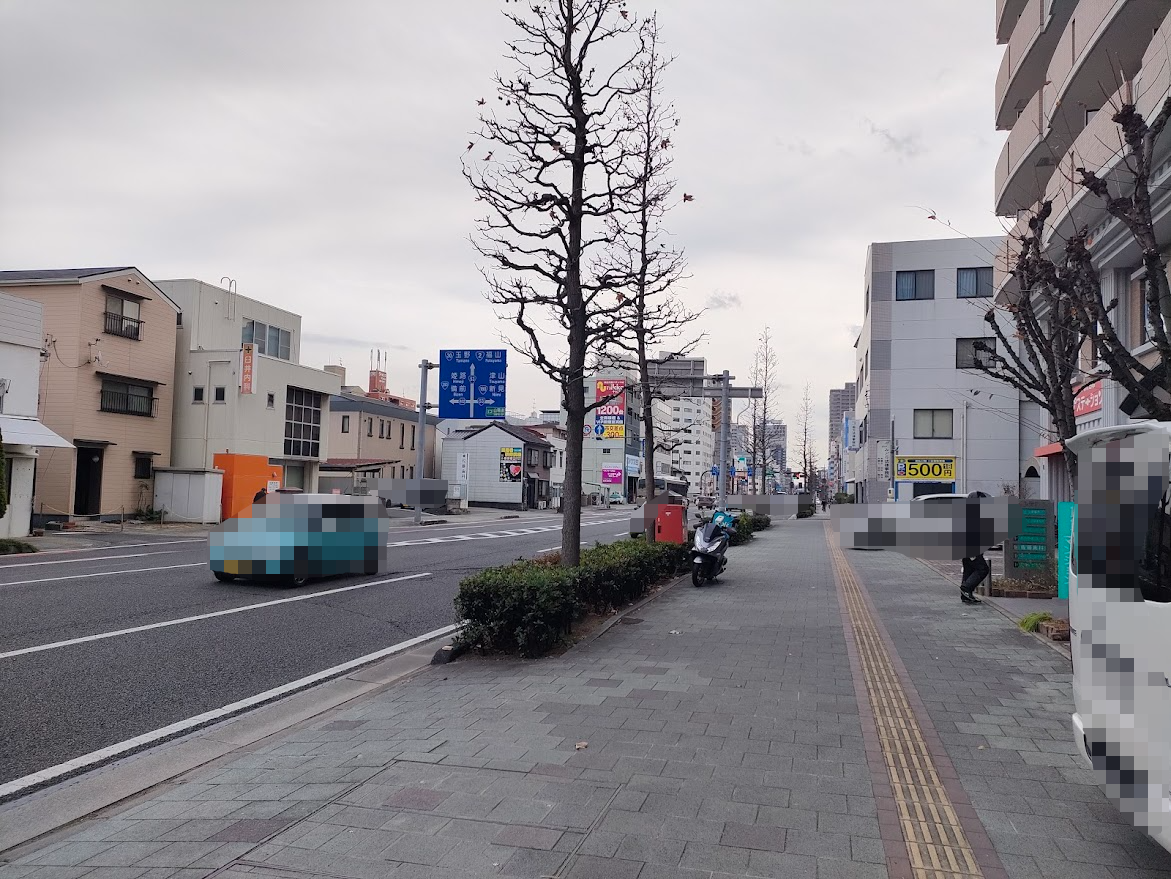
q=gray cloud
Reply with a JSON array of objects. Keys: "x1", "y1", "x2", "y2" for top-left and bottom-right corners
[
  {"x1": 863, "y1": 118, "x2": 923, "y2": 158},
  {"x1": 0, "y1": 0, "x2": 1006, "y2": 460},
  {"x1": 705, "y1": 291, "x2": 742, "y2": 310}
]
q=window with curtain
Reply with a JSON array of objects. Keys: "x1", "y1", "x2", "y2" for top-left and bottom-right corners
[
  {"x1": 913, "y1": 409, "x2": 953, "y2": 438},
  {"x1": 957, "y1": 267, "x2": 993, "y2": 298},
  {"x1": 956, "y1": 337, "x2": 997, "y2": 368},
  {"x1": 895, "y1": 270, "x2": 935, "y2": 301}
]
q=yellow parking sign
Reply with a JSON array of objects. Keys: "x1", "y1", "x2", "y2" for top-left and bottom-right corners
[{"x1": 894, "y1": 456, "x2": 956, "y2": 481}]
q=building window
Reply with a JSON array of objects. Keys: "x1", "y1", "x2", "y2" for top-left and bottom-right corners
[
  {"x1": 957, "y1": 267, "x2": 994, "y2": 298},
  {"x1": 956, "y1": 337, "x2": 997, "y2": 369},
  {"x1": 213, "y1": 386, "x2": 226, "y2": 403},
  {"x1": 410, "y1": 424, "x2": 416, "y2": 450},
  {"x1": 410, "y1": 466, "x2": 415, "y2": 479},
  {"x1": 242, "y1": 319, "x2": 292, "y2": 360},
  {"x1": 913, "y1": 409, "x2": 953, "y2": 439},
  {"x1": 267, "y1": 393, "x2": 275, "y2": 409},
  {"x1": 367, "y1": 417, "x2": 373, "y2": 437},
  {"x1": 193, "y1": 386, "x2": 205, "y2": 403},
  {"x1": 284, "y1": 387, "x2": 322, "y2": 458},
  {"x1": 100, "y1": 379, "x2": 156, "y2": 417},
  {"x1": 1085, "y1": 108, "x2": 1099, "y2": 125},
  {"x1": 379, "y1": 420, "x2": 385, "y2": 438},
  {"x1": 399, "y1": 423, "x2": 405, "y2": 448},
  {"x1": 104, "y1": 294, "x2": 143, "y2": 340},
  {"x1": 528, "y1": 449, "x2": 539, "y2": 466},
  {"x1": 133, "y1": 455, "x2": 153, "y2": 480},
  {"x1": 895, "y1": 269, "x2": 935, "y2": 301},
  {"x1": 341, "y1": 415, "x2": 350, "y2": 433},
  {"x1": 400, "y1": 465, "x2": 406, "y2": 478}
]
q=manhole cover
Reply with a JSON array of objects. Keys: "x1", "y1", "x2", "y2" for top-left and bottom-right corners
[{"x1": 620, "y1": 617, "x2": 643, "y2": 625}]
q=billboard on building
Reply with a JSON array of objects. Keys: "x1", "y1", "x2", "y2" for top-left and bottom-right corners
[
  {"x1": 894, "y1": 456, "x2": 956, "y2": 482},
  {"x1": 601, "y1": 467, "x2": 624, "y2": 485},
  {"x1": 594, "y1": 379, "x2": 626, "y2": 439},
  {"x1": 499, "y1": 447, "x2": 522, "y2": 482}
]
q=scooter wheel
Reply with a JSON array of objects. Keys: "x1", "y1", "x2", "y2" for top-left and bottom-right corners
[{"x1": 692, "y1": 566, "x2": 704, "y2": 587}]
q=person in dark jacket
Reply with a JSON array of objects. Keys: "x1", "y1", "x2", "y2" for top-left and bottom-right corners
[
  {"x1": 253, "y1": 487, "x2": 268, "y2": 504},
  {"x1": 960, "y1": 491, "x2": 991, "y2": 603}
]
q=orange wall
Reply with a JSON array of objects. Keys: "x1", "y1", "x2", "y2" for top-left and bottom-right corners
[{"x1": 214, "y1": 452, "x2": 283, "y2": 520}]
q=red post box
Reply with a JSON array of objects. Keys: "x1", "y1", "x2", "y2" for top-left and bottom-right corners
[{"x1": 655, "y1": 503, "x2": 687, "y2": 544}]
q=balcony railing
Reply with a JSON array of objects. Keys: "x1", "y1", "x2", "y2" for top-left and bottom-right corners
[
  {"x1": 100, "y1": 389, "x2": 158, "y2": 417},
  {"x1": 104, "y1": 311, "x2": 143, "y2": 340}
]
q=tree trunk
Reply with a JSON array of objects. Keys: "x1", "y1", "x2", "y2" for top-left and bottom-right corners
[
  {"x1": 639, "y1": 339, "x2": 657, "y2": 543},
  {"x1": 562, "y1": 378, "x2": 585, "y2": 565}
]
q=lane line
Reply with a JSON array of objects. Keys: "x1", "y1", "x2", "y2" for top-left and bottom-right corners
[
  {"x1": 387, "y1": 518, "x2": 625, "y2": 548},
  {"x1": 0, "y1": 538, "x2": 207, "y2": 559},
  {"x1": 0, "y1": 620, "x2": 462, "y2": 802},
  {"x1": 0, "y1": 573, "x2": 433, "y2": 661},
  {"x1": 0, "y1": 563, "x2": 206, "y2": 587},
  {"x1": 0, "y1": 550, "x2": 185, "y2": 569}
]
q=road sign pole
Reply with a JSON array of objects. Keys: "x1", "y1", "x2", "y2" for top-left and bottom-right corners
[
  {"x1": 415, "y1": 359, "x2": 432, "y2": 525},
  {"x1": 718, "y1": 370, "x2": 730, "y2": 512}
]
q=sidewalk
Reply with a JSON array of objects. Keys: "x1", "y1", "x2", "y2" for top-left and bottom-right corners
[{"x1": 4, "y1": 520, "x2": 1169, "y2": 878}]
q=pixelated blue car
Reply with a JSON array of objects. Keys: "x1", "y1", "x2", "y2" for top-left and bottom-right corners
[{"x1": 210, "y1": 493, "x2": 391, "y2": 585}]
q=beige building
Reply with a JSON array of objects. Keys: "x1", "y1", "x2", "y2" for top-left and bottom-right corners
[
  {"x1": 323, "y1": 383, "x2": 440, "y2": 488},
  {"x1": 993, "y1": 0, "x2": 1171, "y2": 497},
  {"x1": 0, "y1": 268, "x2": 178, "y2": 521},
  {"x1": 155, "y1": 279, "x2": 342, "y2": 495}
]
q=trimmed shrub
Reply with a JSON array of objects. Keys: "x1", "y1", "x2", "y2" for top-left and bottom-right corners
[
  {"x1": 729, "y1": 516, "x2": 755, "y2": 546},
  {"x1": 0, "y1": 539, "x2": 37, "y2": 555},
  {"x1": 454, "y1": 538, "x2": 690, "y2": 656}
]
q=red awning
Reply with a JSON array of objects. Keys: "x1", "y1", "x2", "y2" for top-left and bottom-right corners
[{"x1": 1033, "y1": 442, "x2": 1064, "y2": 457}]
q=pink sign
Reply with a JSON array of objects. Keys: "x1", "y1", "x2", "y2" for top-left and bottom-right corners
[
  {"x1": 1074, "y1": 380, "x2": 1103, "y2": 417},
  {"x1": 601, "y1": 467, "x2": 624, "y2": 485}
]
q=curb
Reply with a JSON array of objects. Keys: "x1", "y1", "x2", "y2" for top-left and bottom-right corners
[
  {"x1": 570, "y1": 569, "x2": 692, "y2": 653},
  {"x1": 983, "y1": 597, "x2": 1073, "y2": 660},
  {"x1": 0, "y1": 627, "x2": 456, "y2": 858}
]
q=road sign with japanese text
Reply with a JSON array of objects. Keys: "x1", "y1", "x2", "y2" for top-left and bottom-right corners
[{"x1": 439, "y1": 350, "x2": 507, "y2": 419}]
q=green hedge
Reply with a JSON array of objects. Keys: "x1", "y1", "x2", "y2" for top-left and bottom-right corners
[
  {"x1": 728, "y1": 512, "x2": 771, "y2": 546},
  {"x1": 0, "y1": 539, "x2": 38, "y2": 555},
  {"x1": 455, "y1": 539, "x2": 689, "y2": 657}
]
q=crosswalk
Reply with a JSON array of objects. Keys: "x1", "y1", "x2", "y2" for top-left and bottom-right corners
[{"x1": 387, "y1": 517, "x2": 626, "y2": 547}]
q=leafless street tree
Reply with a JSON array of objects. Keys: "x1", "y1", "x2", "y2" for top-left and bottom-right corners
[{"x1": 464, "y1": 0, "x2": 645, "y2": 566}]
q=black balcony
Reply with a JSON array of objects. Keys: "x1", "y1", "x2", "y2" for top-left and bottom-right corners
[
  {"x1": 104, "y1": 311, "x2": 143, "y2": 340},
  {"x1": 100, "y1": 388, "x2": 157, "y2": 417}
]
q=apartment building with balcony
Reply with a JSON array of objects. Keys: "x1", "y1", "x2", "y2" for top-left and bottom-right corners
[
  {"x1": 155, "y1": 279, "x2": 341, "y2": 504},
  {"x1": 993, "y1": 0, "x2": 1171, "y2": 497},
  {"x1": 0, "y1": 268, "x2": 178, "y2": 521}
]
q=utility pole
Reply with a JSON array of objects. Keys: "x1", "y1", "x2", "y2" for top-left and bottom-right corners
[
  {"x1": 414, "y1": 359, "x2": 436, "y2": 525},
  {"x1": 718, "y1": 370, "x2": 730, "y2": 513}
]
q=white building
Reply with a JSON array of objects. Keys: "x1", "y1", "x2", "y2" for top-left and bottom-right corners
[
  {"x1": 849, "y1": 237, "x2": 1039, "y2": 502},
  {"x1": 441, "y1": 422, "x2": 553, "y2": 510},
  {"x1": 0, "y1": 292, "x2": 73, "y2": 538},
  {"x1": 156, "y1": 279, "x2": 342, "y2": 498}
]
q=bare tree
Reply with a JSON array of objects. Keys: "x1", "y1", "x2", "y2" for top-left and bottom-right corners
[
  {"x1": 749, "y1": 328, "x2": 783, "y2": 495},
  {"x1": 971, "y1": 201, "x2": 1089, "y2": 495},
  {"x1": 1074, "y1": 96, "x2": 1171, "y2": 421},
  {"x1": 464, "y1": 0, "x2": 644, "y2": 566},
  {"x1": 602, "y1": 13, "x2": 701, "y2": 537},
  {"x1": 797, "y1": 382, "x2": 818, "y2": 496}
]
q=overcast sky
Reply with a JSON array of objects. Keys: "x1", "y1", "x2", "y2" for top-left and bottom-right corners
[{"x1": 0, "y1": 1, "x2": 1006, "y2": 461}]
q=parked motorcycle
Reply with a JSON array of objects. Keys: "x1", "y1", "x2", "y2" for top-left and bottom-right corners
[{"x1": 690, "y1": 513, "x2": 731, "y2": 586}]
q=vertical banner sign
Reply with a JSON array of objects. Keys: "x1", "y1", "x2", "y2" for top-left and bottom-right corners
[
  {"x1": 438, "y1": 350, "x2": 507, "y2": 419},
  {"x1": 240, "y1": 343, "x2": 255, "y2": 394},
  {"x1": 594, "y1": 379, "x2": 626, "y2": 439},
  {"x1": 499, "y1": 447, "x2": 522, "y2": 482},
  {"x1": 1057, "y1": 501, "x2": 1076, "y2": 598},
  {"x1": 457, "y1": 452, "x2": 470, "y2": 485}
]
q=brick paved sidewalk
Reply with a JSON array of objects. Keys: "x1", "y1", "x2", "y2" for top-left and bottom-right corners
[{"x1": 3, "y1": 520, "x2": 1169, "y2": 879}]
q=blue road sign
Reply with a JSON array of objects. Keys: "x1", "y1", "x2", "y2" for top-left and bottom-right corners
[
  {"x1": 710, "y1": 466, "x2": 719, "y2": 476},
  {"x1": 748, "y1": 467, "x2": 754, "y2": 477},
  {"x1": 438, "y1": 350, "x2": 507, "y2": 419},
  {"x1": 594, "y1": 423, "x2": 606, "y2": 436}
]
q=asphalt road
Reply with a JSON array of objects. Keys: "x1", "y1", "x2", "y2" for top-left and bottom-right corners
[{"x1": 0, "y1": 509, "x2": 644, "y2": 786}]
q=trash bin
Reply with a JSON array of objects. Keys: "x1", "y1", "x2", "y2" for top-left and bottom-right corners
[{"x1": 655, "y1": 504, "x2": 687, "y2": 544}]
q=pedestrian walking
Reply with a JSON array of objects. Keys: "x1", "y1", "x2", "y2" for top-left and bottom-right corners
[{"x1": 960, "y1": 490, "x2": 991, "y2": 604}]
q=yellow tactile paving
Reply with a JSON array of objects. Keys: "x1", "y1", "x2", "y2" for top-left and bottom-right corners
[{"x1": 826, "y1": 528, "x2": 984, "y2": 879}]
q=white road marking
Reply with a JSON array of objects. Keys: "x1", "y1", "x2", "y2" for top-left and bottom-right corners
[
  {"x1": 0, "y1": 573, "x2": 433, "y2": 660},
  {"x1": 2, "y1": 538, "x2": 207, "y2": 558},
  {"x1": 387, "y1": 518, "x2": 624, "y2": 548},
  {"x1": 0, "y1": 563, "x2": 206, "y2": 587},
  {"x1": 0, "y1": 550, "x2": 184, "y2": 569},
  {"x1": 0, "y1": 620, "x2": 462, "y2": 801}
]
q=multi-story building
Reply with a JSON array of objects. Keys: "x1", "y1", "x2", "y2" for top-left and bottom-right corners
[
  {"x1": 993, "y1": 0, "x2": 1171, "y2": 499},
  {"x1": 0, "y1": 268, "x2": 179, "y2": 522},
  {"x1": 525, "y1": 421, "x2": 567, "y2": 508},
  {"x1": 848, "y1": 238, "x2": 1036, "y2": 502},
  {"x1": 574, "y1": 371, "x2": 644, "y2": 502},
  {"x1": 156, "y1": 279, "x2": 341, "y2": 495},
  {"x1": 667, "y1": 396, "x2": 714, "y2": 494},
  {"x1": 827, "y1": 384, "x2": 856, "y2": 495},
  {"x1": 0, "y1": 292, "x2": 72, "y2": 537},
  {"x1": 441, "y1": 422, "x2": 553, "y2": 510}
]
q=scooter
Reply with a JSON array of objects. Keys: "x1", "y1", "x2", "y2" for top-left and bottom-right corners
[{"x1": 690, "y1": 512, "x2": 732, "y2": 586}]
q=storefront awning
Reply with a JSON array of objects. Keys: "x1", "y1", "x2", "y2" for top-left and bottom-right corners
[
  {"x1": 0, "y1": 415, "x2": 73, "y2": 448},
  {"x1": 526, "y1": 471, "x2": 541, "y2": 479},
  {"x1": 1033, "y1": 442, "x2": 1064, "y2": 457}
]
